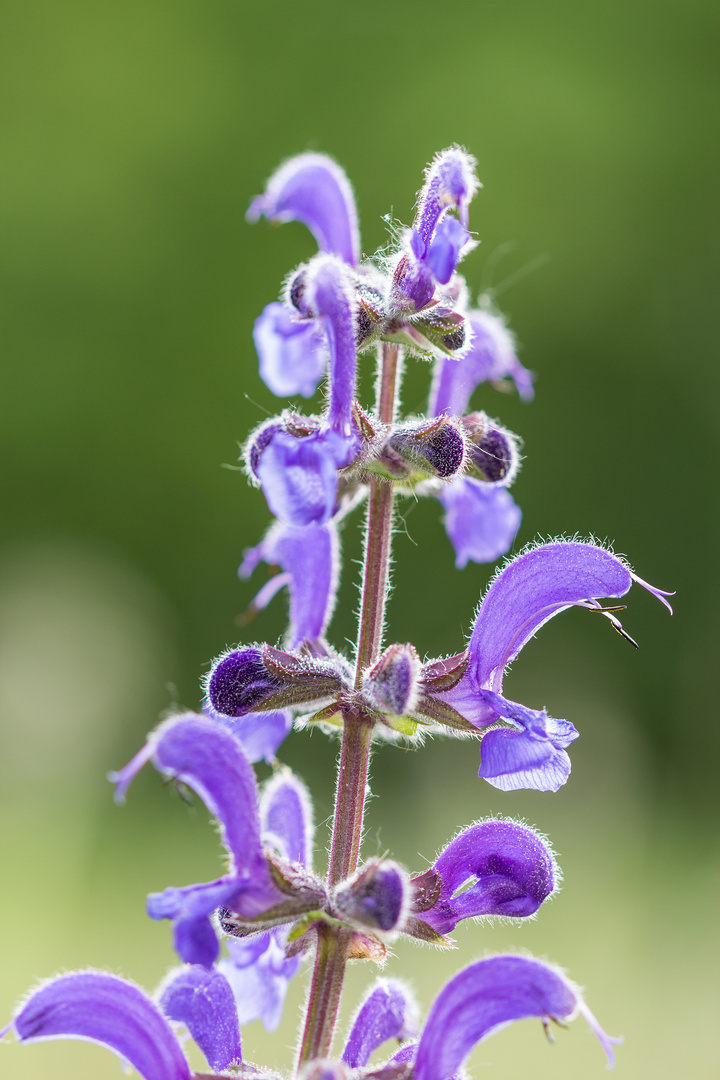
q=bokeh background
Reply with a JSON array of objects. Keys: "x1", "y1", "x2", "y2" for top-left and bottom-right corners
[{"x1": 1, "y1": 1, "x2": 718, "y2": 1077}]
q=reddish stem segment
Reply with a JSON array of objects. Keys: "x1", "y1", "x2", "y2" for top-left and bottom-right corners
[{"x1": 297, "y1": 342, "x2": 400, "y2": 1066}]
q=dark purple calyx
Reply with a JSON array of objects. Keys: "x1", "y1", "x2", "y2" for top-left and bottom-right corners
[
  {"x1": 334, "y1": 860, "x2": 408, "y2": 933},
  {"x1": 388, "y1": 417, "x2": 466, "y2": 481},
  {"x1": 461, "y1": 412, "x2": 519, "y2": 484},
  {"x1": 362, "y1": 643, "x2": 421, "y2": 716}
]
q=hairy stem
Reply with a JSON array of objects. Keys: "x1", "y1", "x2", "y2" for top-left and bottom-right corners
[{"x1": 297, "y1": 342, "x2": 400, "y2": 1065}]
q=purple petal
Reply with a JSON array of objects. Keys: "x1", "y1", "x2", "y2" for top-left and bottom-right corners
[
  {"x1": 342, "y1": 979, "x2": 418, "y2": 1069},
  {"x1": 478, "y1": 727, "x2": 572, "y2": 792},
  {"x1": 422, "y1": 820, "x2": 557, "y2": 934},
  {"x1": 147, "y1": 878, "x2": 255, "y2": 968},
  {"x1": 425, "y1": 218, "x2": 470, "y2": 285},
  {"x1": 247, "y1": 153, "x2": 360, "y2": 266},
  {"x1": 219, "y1": 932, "x2": 301, "y2": 1033},
  {"x1": 157, "y1": 965, "x2": 241, "y2": 1072},
  {"x1": 439, "y1": 478, "x2": 522, "y2": 569},
  {"x1": 139, "y1": 714, "x2": 265, "y2": 875},
  {"x1": 414, "y1": 147, "x2": 480, "y2": 242},
  {"x1": 240, "y1": 519, "x2": 340, "y2": 648},
  {"x1": 6, "y1": 972, "x2": 190, "y2": 1080},
  {"x1": 261, "y1": 768, "x2": 314, "y2": 867},
  {"x1": 414, "y1": 956, "x2": 619, "y2": 1080},
  {"x1": 217, "y1": 710, "x2": 293, "y2": 764},
  {"x1": 305, "y1": 255, "x2": 358, "y2": 434},
  {"x1": 430, "y1": 309, "x2": 534, "y2": 416},
  {"x1": 256, "y1": 429, "x2": 344, "y2": 526},
  {"x1": 253, "y1": 302, "x2": 327, "y2": 398}
]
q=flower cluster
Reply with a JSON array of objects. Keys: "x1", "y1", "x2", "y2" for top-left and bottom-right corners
[{"x1": 2, "y1": 148, "x2": 671, "y2": 1079}]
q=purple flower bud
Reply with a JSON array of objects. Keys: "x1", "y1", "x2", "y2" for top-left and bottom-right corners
[
  {"x1": 207, "y1": 646, "x2": 281, "y2": 717},
  {"x1": 461, "y1": 412, "x2": 520, "y2": 485},
  {"x1": 415, "y1": 147, "x2": 480, "y2": 240},
  {"x1": 362, "y1": 643, "x2": 422, "y2": 716},
  {"x1": 416, "y1": 819, "x2": 558, "y2": 934},
  {"x1": 299, "y1": 1061, "x2": 351, "y2": 1080},
  {"x1": 334, "y1": 859, "x2": 409, "y2": 933},
  {"x1": 390, "y1": 418, "x2": 467, "y2": 480}
]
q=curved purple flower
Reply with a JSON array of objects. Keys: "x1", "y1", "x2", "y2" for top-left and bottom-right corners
[
  {"x1": 240, "y1": 518, "x2": 340, "y2": 648},
  {"x1": 157, "y1": 964, "x2": 242, "y2": 1072},
  {"x1": 434, "y1": 541, "x2": 672, "y2": 790},
  {"x1": 342, "y1": 979, "x2": 418, "y2": 1068},
  {"x1": 247, "y1": 152, "x2": 360, "y2": 267},
  {"x1": 1, "y1": 971, "x2": 192, "y2": 1080},
  {"x1": 247, "y1": 154, "x2": 359, "y2": 401},
  {"x1": 412, "y1": 955, "x2": 620, "y2": 1079},
  {"x1": 109, "y1": 714, "x2": 282, "y2": 966},
  {"x1": 416, "y1": 819, "x2": 557, "y2": 935}
]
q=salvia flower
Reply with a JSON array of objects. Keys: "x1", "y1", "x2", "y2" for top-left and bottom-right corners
[
  {"x1": 429, "y1": 540, "x2": 673, "y2": 790},
  {"x1": 411, "y1": 819, "x2": 557, "y2": 936},
  {"x1": 409, "y1": 955, "x2": 621, "y2": 1078}
]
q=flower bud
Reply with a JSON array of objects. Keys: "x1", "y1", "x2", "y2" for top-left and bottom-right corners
[
  {"x1": 334, "y1": 859, "x2": 409, "y2": 933},
  {"x1": 362, "y1": 643, "x2": 422, "y2": 716},
  {"x1": 206, "y1": 647, "x2": 281, "y2": 717},
  {"x1": 389, "y1": 417, "x2": 466, "y2": 480},
  {"x1": 461, "y1": 412, "x2": 520, "y2": 484},
  {"x1": 206, "y1": 645, "x2": 346, "y2": 718}
]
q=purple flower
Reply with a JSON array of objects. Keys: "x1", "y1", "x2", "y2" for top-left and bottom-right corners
[
  {"x1": 248, "y1": 256, "x2": 362, "y2": 526},
  {"x1": 414, "y1": 819, "x2": 557, "y2": 935},
  {"x1": 392, "y1": 148, "x2": 479, "y2": 314},
  {"x1": 240, "y1": 518, "x2": 340, "y2": 648},
  {"x1": 342, "y1": 979, "x2": 418, "y2": 1068},
  {"x1": 218, "y1": 770, "x2": 315, "y2": 1031},
  {"x1": 439, "y1": 478, "x2": 522, "y2": 569},
  {"x1": 410, "y1": 955, "x2": 621, "y2": 1078},
  {"x1": 247, "y1": 152, "x2": 360, "y2": 267},
  {"x1": 433, "y1": 541, "x2": 672, "y2": 790},
  {"x1": 253, "y1": 301, "x2": 327, "y2": 398},
  {"x1": 157, "y1": 964, "x2": 242, "y2": 1071},
  {"x1": 334, "y1": 859, "x2": 409, "y2": 934},
  {"x1": 109, "y1": 714, "x2": 283, "y2": 966},
  {"x1": 210, "y1": 707, "x2": 293, "y2": 765},
  {"x1": 1, "y1": 971, "x2": 195, "y2": 1080},
  {"x1": 248, "y1": 154, "x2": 360, "y2": 400}
]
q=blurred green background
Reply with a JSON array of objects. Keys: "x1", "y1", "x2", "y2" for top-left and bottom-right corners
[{"x1": 1, "y1": 0, "x2": 718, "y2": 1077}]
